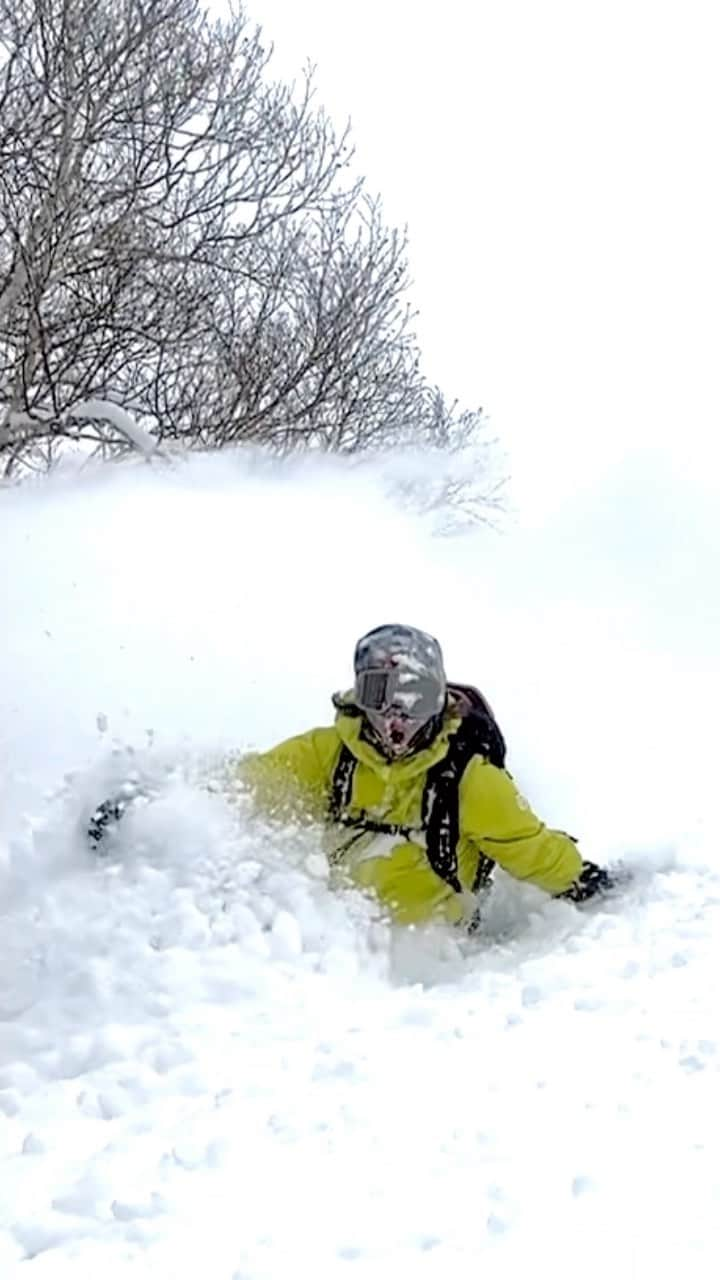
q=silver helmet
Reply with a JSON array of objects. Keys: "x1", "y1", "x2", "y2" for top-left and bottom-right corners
[{"x1": 353, "y1": 624, "x2": 447, "y2": 757}]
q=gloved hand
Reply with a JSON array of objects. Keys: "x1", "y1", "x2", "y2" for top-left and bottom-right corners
[
  {"x1": 559, "y1": 860, "x2": 614, "y2": 903},
  {"x1": 87, "y1": 796, "x2": 129, "y2": 850}
]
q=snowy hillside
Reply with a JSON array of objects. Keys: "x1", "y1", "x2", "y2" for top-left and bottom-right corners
[{"x1": 1, "y1": 449, "x2": 719, "y2": 1278}]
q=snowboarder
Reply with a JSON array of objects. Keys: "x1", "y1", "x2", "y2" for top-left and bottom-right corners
[{"x1": 90, "y1": 622, "x2": 612, "y2": 930}]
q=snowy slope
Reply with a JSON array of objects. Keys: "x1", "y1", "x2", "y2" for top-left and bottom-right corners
[{"x1": 1, "y1": 449, "x2": 719, "y2": 1278}]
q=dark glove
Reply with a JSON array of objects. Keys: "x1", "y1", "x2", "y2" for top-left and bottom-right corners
[
  {"x1": 87, "y1": 796, "x2": 128, "y2": 850},
  {"x1": 559, "y1": 860, "x2": 614, "y2": 903}
]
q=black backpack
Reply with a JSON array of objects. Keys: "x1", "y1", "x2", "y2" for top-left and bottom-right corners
[{"x1": 329, "y1": 683, "x2": 507, "y2": 902}]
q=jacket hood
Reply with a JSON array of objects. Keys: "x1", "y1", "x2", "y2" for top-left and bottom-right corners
[{"x1": 331, "y1": 689, "x2": 461, "y2": 782}]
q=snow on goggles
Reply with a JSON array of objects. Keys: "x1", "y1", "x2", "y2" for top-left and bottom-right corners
[{"x1": 355, "y1": 667, "x2": 443, "y2": 720}]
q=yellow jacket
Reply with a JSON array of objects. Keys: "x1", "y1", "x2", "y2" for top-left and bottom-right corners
[{"x1": 235, "y1": 699, "x2": 583, "y2": 927}]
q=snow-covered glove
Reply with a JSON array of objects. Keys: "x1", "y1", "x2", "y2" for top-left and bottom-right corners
[
  {"x1": 87, "y1": 796, "x2": 129, "y2": 850},
  {"x1": 559, "y1": 860, "x2": 614, "y2": 903}
]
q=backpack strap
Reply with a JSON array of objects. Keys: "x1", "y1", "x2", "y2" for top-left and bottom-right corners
[
  {"x1": 328, "y1": 742, "x2": 357, "y2": 822},
  {"x1": 421, "y1": 705, "x2": 504, "y2": 894}
]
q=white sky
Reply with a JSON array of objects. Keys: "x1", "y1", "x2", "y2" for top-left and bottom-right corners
[{"x1": 254, "y1": 0, "x2": 720, "y2": 507}]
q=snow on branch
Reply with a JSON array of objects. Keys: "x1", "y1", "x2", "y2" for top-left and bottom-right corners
[{"x1": 68, "y1": 400, "x2": 160, "y2": 457}]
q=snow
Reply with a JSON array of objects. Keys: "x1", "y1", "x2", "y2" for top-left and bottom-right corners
[
  {"x1": 69, "y1": 399, "x2": 160, "y2": 457},
  {"x1": 1, "y1": 446, "x2": 720, "y2": 1277}
]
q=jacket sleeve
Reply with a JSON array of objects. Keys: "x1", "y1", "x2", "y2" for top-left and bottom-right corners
[
  {"x1": 230, "y1": 726, "x2": 341, "y2": 822},
  {"x1": 459, "y1": 757, "x2": 583, "y2": 895}
]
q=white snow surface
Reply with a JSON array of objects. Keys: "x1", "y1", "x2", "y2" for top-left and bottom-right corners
[{"x1": 1, "y1": 448, "x2": 720, "y2": 1278}]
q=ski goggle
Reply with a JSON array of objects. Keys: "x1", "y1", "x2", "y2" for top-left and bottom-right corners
[{"x1": 355, "y1": 667, "x2": 444, "y2": 721}]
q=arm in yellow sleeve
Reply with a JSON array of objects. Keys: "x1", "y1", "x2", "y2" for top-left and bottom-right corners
[
  {"x1": 229, "y1": 726, "x2": 342, "y2": 822},
  {"x1": 459, "y1": 756, "x2": 583, "y2": 895}
]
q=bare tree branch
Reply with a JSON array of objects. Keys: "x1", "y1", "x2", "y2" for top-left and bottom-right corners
[{"x1": 0, "y1": 0, "x2": 498, "y2": 520}]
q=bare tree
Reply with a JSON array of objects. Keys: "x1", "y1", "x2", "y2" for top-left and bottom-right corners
[{"x1": 0, "y1": 0, "x2": 494, "y2": 506}]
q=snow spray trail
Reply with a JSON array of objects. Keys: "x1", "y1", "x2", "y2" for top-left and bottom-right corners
[{"x1": 2, "y1": 449, "x2": 720, "y2": 1276}]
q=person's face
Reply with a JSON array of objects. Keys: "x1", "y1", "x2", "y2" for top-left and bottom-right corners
[{"x1": 364, "y1": 708, "x2": 429, "y2": 758}]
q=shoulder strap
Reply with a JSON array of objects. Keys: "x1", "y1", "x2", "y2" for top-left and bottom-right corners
[
  {"x1": 422, "y1": 711, "x2": 494, "y2": 894},
  {"x1": 422, "y1": 694, "x2": 506, "y2": 893},
  {"x1": 328, "y1": 742, "x2": 357, "y2": 822}
]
